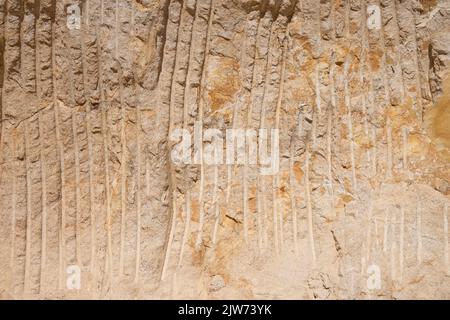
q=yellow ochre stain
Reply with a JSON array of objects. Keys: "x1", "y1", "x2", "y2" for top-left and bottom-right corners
[
  {"x1": 420, "y1": 0, "x2": 438, "y2": 12},
  {"x1": 207, "y1": 56, "x2": 241, "y2": 113},
  {"x1": 426, "y1": 76, "x2": 450, "y2": 160}
]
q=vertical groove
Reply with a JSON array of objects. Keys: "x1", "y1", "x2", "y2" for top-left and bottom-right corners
[
  {"x1": 53, "y1": 102, "x2": 65, "y2": 292},
  {"x1": 23, "y1": 121, "x2": 32, "y2": 293},
  {"x1": 72, "y1": 111, "x2": 81, "y2": 267},
  {"x1": 130, "y1": 2, "x2": 141, "y2": 284},
  {"x1": 328, "y1": 0, "x2": 337, "y2": 177},
  {"x1": 195, "y1": 0, "x2": 214, "y2": 250},
  {"x1": 444, "y1": 203, "x2": 449, "y2": 275},
  {"x1": 9, "y1": 138, "x2": 17, "y2": 291},
  {"x1": 344, "y1": 58, "x2": 357, "y2": 189},
  {"x1": 62, "y1": 0, "x2": 81, "y2": 282},
  {"x1": 225, "y1": 18, "x2": 241, "y2": 241},
  {"x1": 22, "y1": 0, "x2": 37, "y2": 93},
  {"x1": 240, "y1": 12, "x2": 262, "y2": 251},
  {"x1": 5, "y1": 0, "x2": 23, "y2": 89},
  {"x1": 399, "y1": 204, "x2": 405, "y2": 281},
  {"x1": 145, "y1": 159, "x2": 150, "y2": 198},
  {"x1": 181, "y1": 1, "x2": 199, "y2": 254},
  {"x1": 273, "y1": 30, "x2": 287, "y2": 252},
  {"x1": 395, "y1": 0, "x2": 424, "y2": 121},
  {"x1": 383, "y1": 209, "x2": 389, "y2": 253},
  {"x1": 390, "y1": 222, "x2": 396, "y2": 280},
  {"x1": 386, "y1": 117, "x2": 393, "y2": 178},
  {"x1": 161, "y1": 0, "x2": 188, "y2": 281},
  {"x1": 314, "y1": 65, "x2": 321, "y2": 114},
  {"x1": 178, "y1": 0, "x2": 198, "y2": 266},
  {"x1": 34, "y1": 0, "x2": 40, "y2": 99},
  {"x1": 391, "y1": 0, "x2": 406, "y2": 103},
  {"x1": 378, "y1": 0, "x2": 395, "y2": 181},
  {"x1": 85, "y1": 0, "x2": 89, "y2": 26},
  {"x1": 256, "y1": 174, "x2": 263, "y2": 251},
  {"x1": 345, "y1": 1, "x2": 357, "y2": 191},
  {"x1": 374, "y1": 217, "x2": 380, "y2": 250},
  {"x1": 402, "y1": 127, "x2": 408, "y2": 170},
  {"x1": 259, "y1": 17, "x2": 274, "y2": 251},
  {"x1": 161, "y1": 198, "x2": 176, "y2": 281},
  {"x1": 79, "y1": 1, "x2": 96, "y2": 283},
  {"x1": 64, "y1": 14, "x2": 76, "y2": 107},
  {"x1": 408, "y1": 0, "x2": 425, "y2": 122},
  {"x1": 87, "y1": 105, "x2": 95, "y2": 282},
  {"x1": 135, "y1": 92, "x2": 142, "y2": 283},
  {"x1": 371, "y1": 126, "x2": 377, "y2": 176},
  {"x1": 364, "y1": 0, "x2": 379, "y2": 177},
  {"x1": 271, "y1": 140, "x2": 279, "y2": 249},
  {"x1": 311, "y1": 1, "x2": 321, "y2": 150},
  {"x1": 376, "y1": 0, "x2": 391, "y2": 105},
  {"x1": 38, "y1": 112, "x2": 47, "y2": 292},
  {"x1": 50, "y1": 0, "x2": 65, "y2": 292},
  {"x1": 243, "y1": 15, "x2": 262, "y2": 251},
  {"x1": 178, "y1": 190, "x2": 191, "y2": 267},
  {"x1": 417, "y1": 202, "x2": 422, "y2": 264},
  {"x1": 241, "y1": 165, "x2": 249, "y2": 244},
  {"x1": 96, "y1": 21, "x2": 113, "y2": 286},
  {"x1": 252, "y1": 11, "x2": 271, "y2": 252},
  {"x1": 0, "y1": 2, "x2": 4, "y2": 208},
  {"x1": 305, "y1": 144, "x2": 316, "y2": 267},
  {"x1": 366, "y1": 201, "x2": 373, "y2": 263},
  {"x1": 327, "y1": 50, "x2": 335, "y2": 207},
  {"x1": 101, "y1": 99, "x2": 113, "y2": 286},
  {"x1": 359, "y1": 0, "x2": 371, "y2": 166},
  {"x1": 117, "y1": 0, "x2": 127, "y2": 277},
  {"x1": 289, "y1": 143, "x2": 298, "y2": 255},
  {"x1": 100, "y1": 0, "x2": 104, "y2": 25},
  {"x1": 212, "y1": 175, "x2": 220, "y2": 244}
]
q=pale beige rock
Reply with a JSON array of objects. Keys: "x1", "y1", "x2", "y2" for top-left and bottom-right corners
[{"x1": 0, "y1": 0, "x2": 449, "y2": 300}]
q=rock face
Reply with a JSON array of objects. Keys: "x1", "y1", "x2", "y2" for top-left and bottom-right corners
[{"x1": 0, "y1": 0, "x2": 449, "y2": 299}]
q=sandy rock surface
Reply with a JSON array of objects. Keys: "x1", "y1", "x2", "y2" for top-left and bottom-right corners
[{"x1": 0, "y1": 0, "x2": 449, "y2": 299}]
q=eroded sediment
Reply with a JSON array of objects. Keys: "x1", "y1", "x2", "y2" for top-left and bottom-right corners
[{"x1": 0, "y1": 0, "x2": 449, "y2": 299}]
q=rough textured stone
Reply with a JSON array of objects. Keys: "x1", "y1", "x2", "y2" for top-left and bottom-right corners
[{"x1": 0, "y1": 0, "x2": 449, "y2": 299}]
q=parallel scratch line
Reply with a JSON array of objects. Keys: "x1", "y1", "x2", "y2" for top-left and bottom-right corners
[
  {"x1": 117, "y1": 0, "x2": 128, "y2": 277},
  {"x1": 195, "y1": 0, "x2": 214, "y2": 250},
  {"x1": 161, "y1": 0, "x2": 188, "y2": 281},
  {"x1": 273, "y1": 30, "x2": 287, "y2": 252},
  {"x1": 51, "y1": 0, "x2": 65, "y2": 292},
  {"x1": 417, "y1": 201, "x2": 422, "y2": 264},
  {"x1": 444, "y1": 204, "x2": 448, "y2": 275},
  {"x1": 72, "y1": 111, "x2": 81, "y2": 267},
  {"x1": 305, "y1": 144, "x2": 316, "y2": 267},
  {"x1": 24, "y1": 121, "x2": 32, "y2": 293},
  {"x1": 39, "y1": 112, "x2": 47, "y2": 292}
]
